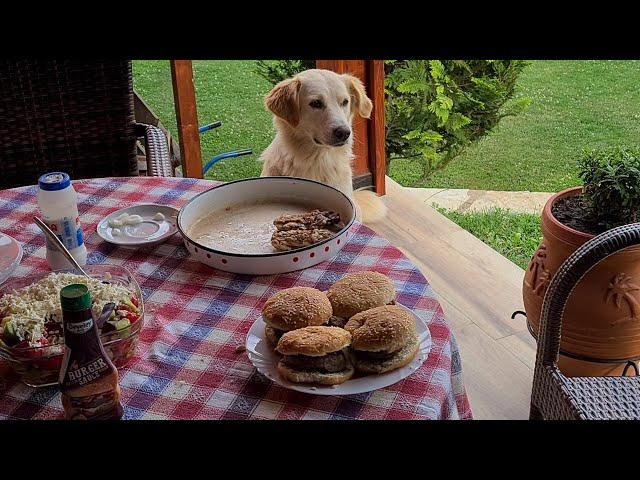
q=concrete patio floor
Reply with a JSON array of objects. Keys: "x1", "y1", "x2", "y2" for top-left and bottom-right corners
[
  {"x1": 406, "y1": 187, "x2": 553, "y2": 215},
  {"x1": 364, "y1": 178, "x2": 535, "y2": 419}
]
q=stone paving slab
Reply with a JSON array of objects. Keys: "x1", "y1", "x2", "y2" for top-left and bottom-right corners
[{"x1": 406, "y1": 187, "x2": 554, "y2": 215}]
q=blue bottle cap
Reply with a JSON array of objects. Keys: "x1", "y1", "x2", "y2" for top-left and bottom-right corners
[{"x1": 38, "y1": 172, "x2": 71, "y2": 191}]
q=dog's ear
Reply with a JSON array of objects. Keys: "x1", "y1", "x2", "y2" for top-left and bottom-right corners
[
  {"x1": 264, "y1": 77, "x2": 302, "y2": 127},
  {"x1": 343, "y1": 74, "x2": 373, "y2": 119}
]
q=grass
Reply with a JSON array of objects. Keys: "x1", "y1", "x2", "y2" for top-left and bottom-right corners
[
  {"x1": 390, "y1": 60, "x2": 640, "y2": 192},
  {"x1": 133, "y1": 60, "x2": 274, "y2": 182},
  {"x1": 438, "y1": 208, "x2": 542, "y2": 269}
]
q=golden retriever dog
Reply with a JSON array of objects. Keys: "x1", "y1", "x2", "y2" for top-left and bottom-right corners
[{"x1": 260, "y1": 69, "x2": 387, "y2": 223}]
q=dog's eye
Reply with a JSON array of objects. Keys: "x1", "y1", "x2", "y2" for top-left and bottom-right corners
[
  {"x1": 309, "y1": 99, "x2": 324, "y2": 109},
  {"x1": 342, "y1": 98, "x2": 349, "y2": 106}
]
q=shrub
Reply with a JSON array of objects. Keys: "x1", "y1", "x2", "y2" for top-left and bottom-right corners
[
  {"x1": 255, "y1": 60, "x2": 530, "y2": 184},
  {"x1": 255, "y1": 60, "x2": 314, "y2": 86},
  {"x1": 384, "y1": 60, "x2": 530, "y2": 180},
  {"x1": 579, "y1": 146, "x2": 640, "y2": 230}
]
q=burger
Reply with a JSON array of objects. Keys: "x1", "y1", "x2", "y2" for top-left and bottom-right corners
[
  {"x1": 262, "y1": 287, "x2": 332, "y2": 348},
  {"x1": 345, "y1": 305, "x2": 419, "y2": 374},
  {"x1": 276, "y1": 326, "x2": 354, "y2": 385},
  {"x1": 326, "y1": 271, "x2": 396, "y2": 327}
]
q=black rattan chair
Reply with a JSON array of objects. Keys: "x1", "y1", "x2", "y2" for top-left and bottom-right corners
[
  {"x1": 0, "y1": 60, "x2": 173, "y2": 189},
  {"x1": 530, "y1": 223, "x2": 640, "y2": 420}
]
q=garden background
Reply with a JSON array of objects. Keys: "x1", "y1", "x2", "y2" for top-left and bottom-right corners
[{"x1": 133, "y1": 60, "x2": 640, "y2": 268}]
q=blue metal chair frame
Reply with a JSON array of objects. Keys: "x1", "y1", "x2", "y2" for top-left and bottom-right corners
[{"x1": 199, "y1": 121, "x2": 253, "y2": 175}]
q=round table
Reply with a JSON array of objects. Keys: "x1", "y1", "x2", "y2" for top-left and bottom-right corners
[{"x1": 0, "y1": 177, "x2": 472, "y2": 420}]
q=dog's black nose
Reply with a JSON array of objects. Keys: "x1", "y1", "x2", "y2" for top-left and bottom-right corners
[{"x1": 332, "y1": 127, "x2": 351, "y2": 143}]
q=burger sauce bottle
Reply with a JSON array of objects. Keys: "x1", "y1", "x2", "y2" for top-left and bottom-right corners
[{"x1": 58, "y1": 284, "x2": 123, "y2": 420}]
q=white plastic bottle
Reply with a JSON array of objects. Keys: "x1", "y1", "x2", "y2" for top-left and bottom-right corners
[{"x1": 37, "y1": 172, "x2": 87, "y2": 270}]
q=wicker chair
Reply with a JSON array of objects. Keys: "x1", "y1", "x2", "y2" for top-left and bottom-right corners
[
  {"x1": 0, "y1": 60, "x2": 173, "y2": 189},
  {"x1": 530, "y1": 223, "x2": 640, "y2": 420}
]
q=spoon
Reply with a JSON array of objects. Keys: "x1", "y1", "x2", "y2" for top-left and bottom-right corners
[
  {"x1": 95, "y1": 302, "x2": 116, "y2": 329},
  {"x1": 33, "y1": 216, "x2": 91, "y2": 279}
]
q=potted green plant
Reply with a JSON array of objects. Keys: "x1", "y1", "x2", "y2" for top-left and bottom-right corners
[{"x1": 523, "y1": 147, "x2": 640, "y2": 376}]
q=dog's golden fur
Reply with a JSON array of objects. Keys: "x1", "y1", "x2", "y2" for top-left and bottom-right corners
[{"x1": 260, "y1": 69, "x2": 387, "y2": 223}]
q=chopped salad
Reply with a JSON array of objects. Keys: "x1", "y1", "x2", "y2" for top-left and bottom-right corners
[{"x1": 0, "y1": 272, "x2": 141, "y2": 349}]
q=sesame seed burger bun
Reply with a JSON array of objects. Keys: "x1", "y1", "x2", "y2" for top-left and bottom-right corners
[
  {"x1": 277, "y1": 361, "x2": 354, "y2": 385},
  {"x1": 345, "y1": 305, "x2": 416, "y2": 353},
  {"x1": 276, "y1": 326, "x2": 354, "y2": 385},
  {"x1": 262, "y1": 287, "x2": 332, "y2": 331},
  {"x1": 326, "y1": 271, "x2": 396, "y2": 319},
  {"x1": 276, "y1": 326, "x2": 351, "y2": 356},
  {"x1": 345, "y1": 305, "x2": 420, "y2": 374},
  {"x1": 351, "y1": 338, "x2": 419, "y2": 374}
]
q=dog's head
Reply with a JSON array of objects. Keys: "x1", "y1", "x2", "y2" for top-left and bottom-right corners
[{"x1": 264, "y1": 69, "x2": 373, "y2": 147}]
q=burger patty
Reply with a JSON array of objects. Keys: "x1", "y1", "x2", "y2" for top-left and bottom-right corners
[
  {"x1": 282, "y1": 351, "x2": 347, "y2": 373},
  {"x1": 355, "y1": 348, "x2": 400, "y2": 361},
  {"x1": 328, "y1": 316, "x2": 347, "y2": 328}
]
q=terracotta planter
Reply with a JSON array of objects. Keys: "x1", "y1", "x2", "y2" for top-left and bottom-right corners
[
  {"x1": 523, "y1": 187, "x2": 640, "y2": 376},
  {"x1": 557, "y1": 356, "x2": 637, "y2": 377}
]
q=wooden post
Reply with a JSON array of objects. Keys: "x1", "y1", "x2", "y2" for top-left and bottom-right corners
[
  {"x1": 367, "y1": 61, "x2": 386, "y2": 196},
  {"x1": 316, "y1": 60, "x2": 386, "y2": 195},
  {"x1": 170, "y1": 60, "x2": 203, "y2": 178}
]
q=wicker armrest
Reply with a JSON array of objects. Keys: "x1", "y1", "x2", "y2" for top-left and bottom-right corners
[{"x1": 135, "y1": 123, "x2": 173, "y2": 177}]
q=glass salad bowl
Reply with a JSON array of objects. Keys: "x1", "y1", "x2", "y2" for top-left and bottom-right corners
[{"x1": 0, "y1": 264, "x2": 144, "y2": 387}]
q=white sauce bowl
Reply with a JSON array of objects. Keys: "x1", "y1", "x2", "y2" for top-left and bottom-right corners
[{"x1": 178, "y1": 177, "x2": 356, "y2": 275}]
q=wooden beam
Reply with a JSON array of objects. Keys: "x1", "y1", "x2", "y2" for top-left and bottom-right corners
[
  {"x1": 316, "y1": 60, "x2": 345, "y2": 72},
  {"x1": 316, "y1": 60, "x2": 386, "y2": 195},
  {"x1": 367, "y1": 60, "x2": 386, "y2": 196},
  {"x1": 170, "y1": 60, "x2": 202, "y2": 178},
  {"x1": 316, "y1": 61, "x2": 369, "y2": 177}
]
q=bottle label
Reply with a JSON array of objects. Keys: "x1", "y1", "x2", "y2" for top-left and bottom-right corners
[
  {"x1": 66, "y1": 318, "x2": 93, "y2": 335},
  {"x1": 60, "y1": 311, "x2": 112, "y2": 390},
  {"x1": 65, "y1": 356, "x2": 111, "y2": 386},
  {"x1": 45, "y1": 216, "x2": 84, "y2": 251}
]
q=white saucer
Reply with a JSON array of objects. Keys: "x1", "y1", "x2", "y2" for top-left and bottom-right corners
[
  {"x1": 97, "y1": 204, "x2": 179, "y2": 247},
  {"x1": 0, "y1": 232, "x2": 22, "y2": 285},
  {"x1": 245, "y1": 303, "x2": 432, "y2": 396}
]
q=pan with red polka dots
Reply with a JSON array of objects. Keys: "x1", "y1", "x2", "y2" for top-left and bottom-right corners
[{"x1": 177, "y1": 177, "x2": 356, "y2": 275}]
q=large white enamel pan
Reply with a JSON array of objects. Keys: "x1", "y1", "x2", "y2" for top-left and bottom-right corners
[{"x1": 177, "y1": 177, "x2": 356, "y2": 275}]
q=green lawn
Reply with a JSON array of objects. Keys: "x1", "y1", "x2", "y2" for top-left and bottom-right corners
[
  {"x1": 390, "y1": 60, "x2": 640, "y2": 192},
  {"x1": 438, "y1": 208, "x2": 542, "y2": 269},
  {"x1": 133, "y1": 60, "x2": 273, "y2": 181}
]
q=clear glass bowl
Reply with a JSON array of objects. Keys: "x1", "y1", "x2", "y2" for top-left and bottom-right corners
[{"x1": 0, "y1": 264, "x2": 144, "y2": 387}]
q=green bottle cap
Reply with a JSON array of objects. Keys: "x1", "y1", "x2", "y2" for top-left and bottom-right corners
[{"x1": 60, "y1": 284, "x2": 92, "y2": 312}]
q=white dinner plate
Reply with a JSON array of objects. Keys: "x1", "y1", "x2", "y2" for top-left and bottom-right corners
[
  {"x1": 97, "y1": 204, "x2": 179, "y2": 247},
  {"x1": 0, "y1": 232, "x2": 22, "y2": 285},
  {"x1": 245, "y1": 303, "x2": 432, "y2": 396}
]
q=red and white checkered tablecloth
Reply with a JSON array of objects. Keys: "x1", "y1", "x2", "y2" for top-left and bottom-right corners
[{"x1": 0, "y1": 176, "x2": 472, "y2": 420}]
